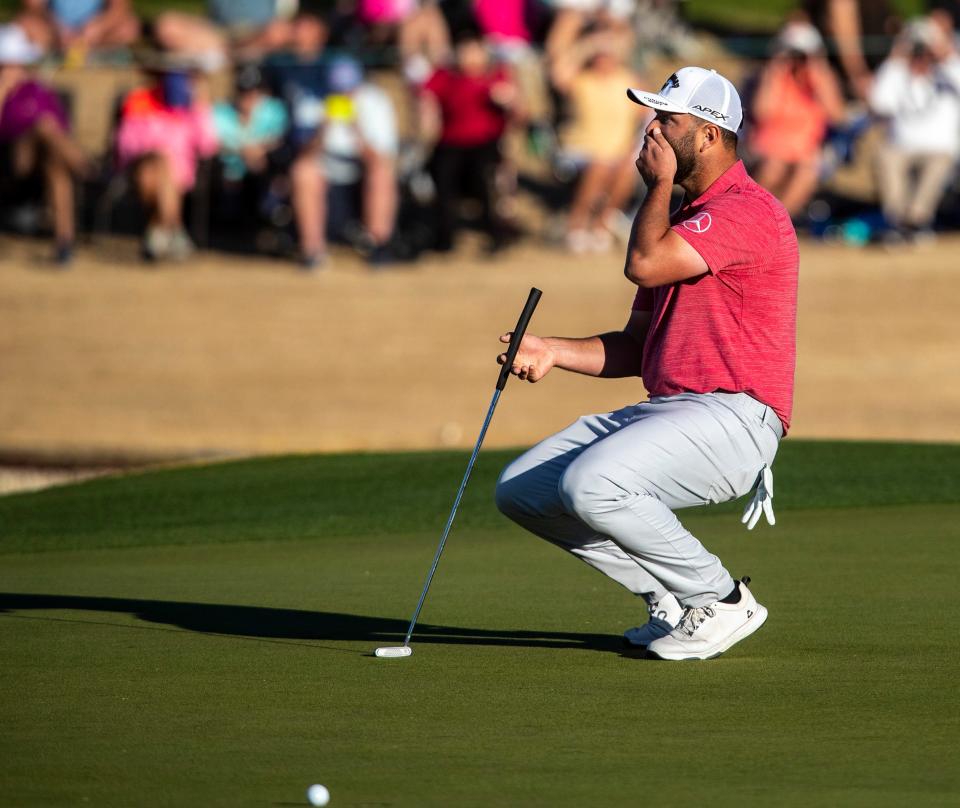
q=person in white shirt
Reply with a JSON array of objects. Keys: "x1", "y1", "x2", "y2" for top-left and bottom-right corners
[
  {"x1": 288, "y1": 55, "x2": 399, "y2": 268},
  {"x1": 869, "y1": 16, "x2": 960, "y2": 239}
]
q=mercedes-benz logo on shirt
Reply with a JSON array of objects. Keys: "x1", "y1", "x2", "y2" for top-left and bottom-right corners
[{"x1": 682, "y1": 212, "x2": 712, "y2": 233}]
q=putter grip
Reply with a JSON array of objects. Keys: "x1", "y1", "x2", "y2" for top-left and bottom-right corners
[{"x1": 497, "y1": 287, "x2": 543, "y2": 390}]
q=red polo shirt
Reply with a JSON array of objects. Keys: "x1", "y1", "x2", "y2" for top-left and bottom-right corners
[
  {"x1": 632, "y1": 160, "x2": 799, "y2": 432},
  {"x1": 422, "y1": 66, "x2": 509, "y2": 147}
]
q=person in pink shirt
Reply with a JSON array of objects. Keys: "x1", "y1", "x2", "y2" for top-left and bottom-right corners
[
  {"x1": 116, "y1": 63, "x2": 218, "y2": 261},
  {"x1": 473, "y1": 0, "x2": 532, "y2": 49},
  {"x1": 0, "y1": 23, "x2": 89, "y2": 265},
  {"x1": 494, "y1": 67, "x2": 799, "y2": 662},
  {"x1": 749, "y1": 22, "x2": 845, "y2": 218}
]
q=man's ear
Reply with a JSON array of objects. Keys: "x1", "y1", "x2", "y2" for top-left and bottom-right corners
[{"x1": 699, "y1": 123, "x2": 722, "y2": 151}]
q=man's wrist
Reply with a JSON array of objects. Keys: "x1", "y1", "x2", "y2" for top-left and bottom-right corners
[
  {"x1": 638, "y1": 178, "x2": 674, "y2": 216},
  {"x1": 640, "y1": 177, "x2": 675, "y2": 199},
  {"x1": 542, "y1": 337, "x2": 563, "y2": 364}
]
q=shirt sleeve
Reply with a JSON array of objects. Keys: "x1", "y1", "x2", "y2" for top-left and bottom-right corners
[
  {"x1": 869, "y1": 59, "x2": 909, "y2": 116},
  {"x1": 671, "y1": 193, "x2": 782, "y2": 274},
  {"x1": 258, "y1": 97, "x2": 289, "y2": 141}
]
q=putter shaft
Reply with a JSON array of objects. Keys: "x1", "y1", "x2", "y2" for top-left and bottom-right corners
[
  {"x1": 401, "y1": 387, "x2": 502, "y2": 647},
  {"x1": 382, "y1": 287, "x2": 542, "y2": 656}
]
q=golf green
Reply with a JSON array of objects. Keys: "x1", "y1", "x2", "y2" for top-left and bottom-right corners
[{"x1": 1, "y1": 442, "x2": 958, "y2": 807}]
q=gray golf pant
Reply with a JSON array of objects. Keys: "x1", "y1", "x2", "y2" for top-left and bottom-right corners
[{"x1": 495, "y1": 391, "x2": 782, "y2": 608}]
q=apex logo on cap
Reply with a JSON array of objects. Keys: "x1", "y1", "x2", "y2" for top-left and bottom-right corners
[
  {"x1": 692, "y1": 104, "x2": 730, "y2": 122},
  {"x1": 682, "y1": 212, "x2": 712, "y2": 234}
]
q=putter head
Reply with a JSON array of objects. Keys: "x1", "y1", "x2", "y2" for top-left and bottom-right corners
[{"x1": 375, "y1": 646, "x2": 413, "y2": 659}]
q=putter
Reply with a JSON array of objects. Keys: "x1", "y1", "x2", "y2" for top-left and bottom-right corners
[{"x1": 375, "y1": 287, "x2": 543, "y2": 659}]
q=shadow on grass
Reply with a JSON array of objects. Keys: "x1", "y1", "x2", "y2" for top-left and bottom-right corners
[{"x1": 0, "y1": 593, "x2": 625, "y2": 652}]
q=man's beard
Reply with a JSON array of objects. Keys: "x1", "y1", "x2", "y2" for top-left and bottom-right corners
[{"x1": 667, "y1": 127, "x2": 698, "y2": 183}]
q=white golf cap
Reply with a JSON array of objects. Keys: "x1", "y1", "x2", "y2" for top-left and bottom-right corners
[{"x1": 627, "y1": 66, "x2": 743, "y2": 133}]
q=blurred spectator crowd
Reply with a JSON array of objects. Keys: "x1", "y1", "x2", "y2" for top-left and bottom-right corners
[{"x1": 2, "y1": 0, "x2": 960, "y2": 269}]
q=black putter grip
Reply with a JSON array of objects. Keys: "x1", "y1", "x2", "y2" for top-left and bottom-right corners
[{"x1": 497, "y1": 287, "x2": 543, "y2": 390}]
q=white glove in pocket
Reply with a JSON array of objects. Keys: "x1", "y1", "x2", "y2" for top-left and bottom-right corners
[{"x1": 741, "y1": 464, "x2": 775, "y2": 530}]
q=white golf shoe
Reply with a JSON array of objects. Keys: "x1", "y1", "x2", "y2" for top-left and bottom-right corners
[
  {"x1": 646, "y1": 579, "x2": 767, "y2": 661},
  {"x1": 623, "y1": 591, "x2": 683, "y2": 648}
]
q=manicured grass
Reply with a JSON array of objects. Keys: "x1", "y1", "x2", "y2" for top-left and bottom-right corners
[
  {"x1": 3, "y1": 441, "x2": 960, "y2": 555},
  {"x1": 2, "y1": 442, "x2": 959, "y2": 806}
]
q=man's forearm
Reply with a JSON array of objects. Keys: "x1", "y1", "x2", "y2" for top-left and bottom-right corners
[
  {"x1": 624, "y1": 179, "x2": 673, "y2": 281},
  {"x1": 545, "y1": 331, "x2": 644, "y2": 378}
]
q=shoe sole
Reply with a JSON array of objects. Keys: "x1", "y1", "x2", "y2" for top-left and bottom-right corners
[{"x1": 647, "y1": 605, "x2": 768, "y2": 661}]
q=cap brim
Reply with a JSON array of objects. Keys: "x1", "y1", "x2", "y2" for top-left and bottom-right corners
[{"x1": 626, "y1": 88, "x2": 687, "y2": 114}]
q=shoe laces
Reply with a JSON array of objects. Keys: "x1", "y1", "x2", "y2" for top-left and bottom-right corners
[{"x1": 675, "y1": 605, "x2": 716, "y2": 637}]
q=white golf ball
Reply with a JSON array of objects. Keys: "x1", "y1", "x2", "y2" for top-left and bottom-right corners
[{"x1": 307, "y1": 783, "x2": 330, "y2": 806}]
